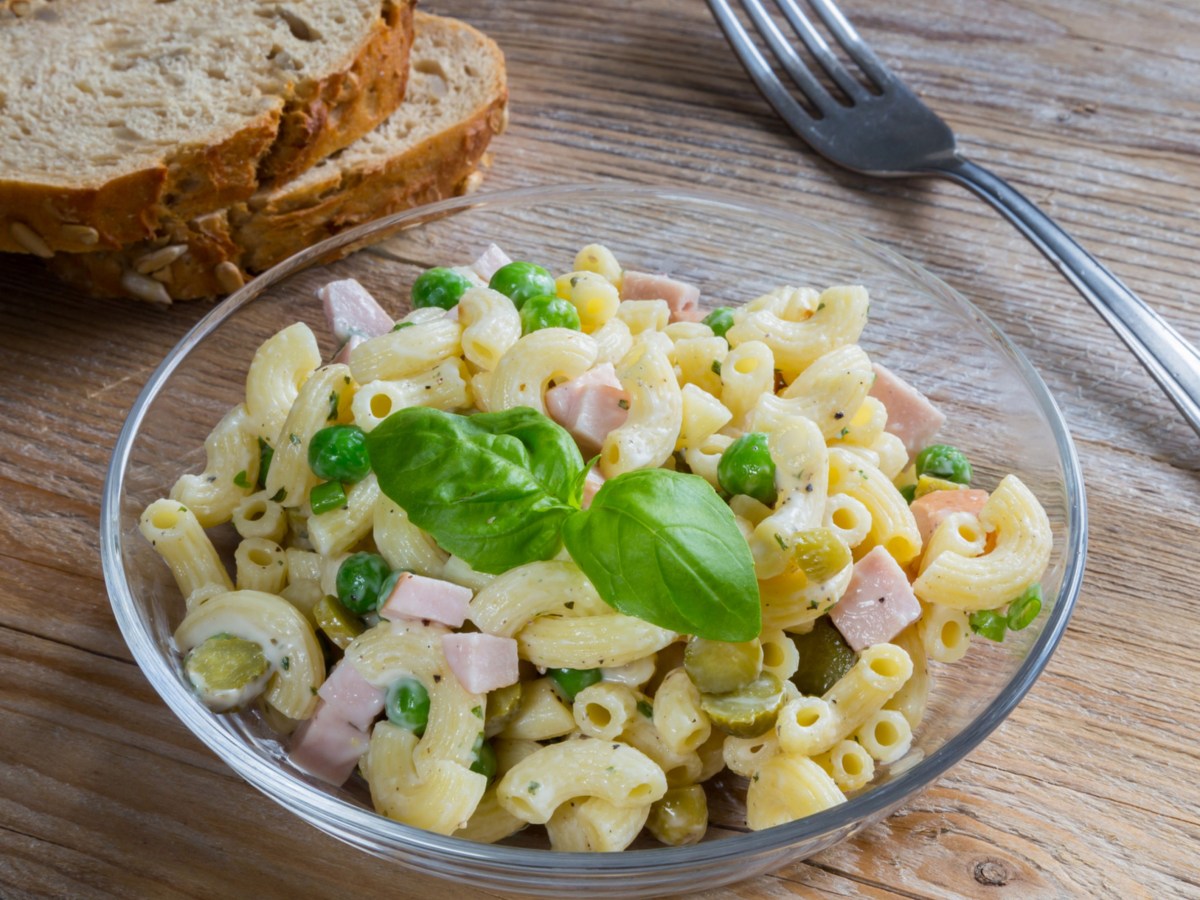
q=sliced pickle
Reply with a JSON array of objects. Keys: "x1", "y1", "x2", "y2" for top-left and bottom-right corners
[
  {"x1": 484, "y1": 682, "x2": 523, "y2": 737},
  {"x1": 647, "y1": 784, "x2": 708, "y2": 846},
  {"x1": 700, "y1": 672, "x2": 785, "y2": 738},
  {"x1": 791, "y1": 528, "x2": 852, "y2": 582},
  {"x1": 684, "y1": 636, "x2": 762, "y2": 695},
  {"x1": 913, "y1": 474, "x2": 967, "y2": 499},
  {"x1": 789, "y1": 616, "x2": 857, "y2": 697},
  {"x1": 184, "y1": 634, "x2": 270, "y2": 712},
  {"x1": 313, "y1": 595, "x2": 364, "y2": 650}
]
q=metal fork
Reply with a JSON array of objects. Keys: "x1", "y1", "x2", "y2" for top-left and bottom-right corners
[{"x1": 708, "y1": 0, "x2": 1200, "y2": 435}]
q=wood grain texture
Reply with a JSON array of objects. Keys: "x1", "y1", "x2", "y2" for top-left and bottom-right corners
[{"x1": 2, "y1": 0, "x2": 1198, "y2": 897}]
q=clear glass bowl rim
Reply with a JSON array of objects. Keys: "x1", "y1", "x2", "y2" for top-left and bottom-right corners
[{"x1": 100, "y1": 181, "x2": 1087, "y2": 876}]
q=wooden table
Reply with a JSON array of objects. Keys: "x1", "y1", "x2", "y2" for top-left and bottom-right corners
[{"x1": 3, "y1": 1, "x2": 1198, "y2": 896}]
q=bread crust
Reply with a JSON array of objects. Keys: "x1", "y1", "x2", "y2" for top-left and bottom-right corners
[
  {"x1": 49, "y1": 14, "x2": 508, "y2": 303},
  {"x1": 0, "y1": 0, "x2": 415, "y2": 256}
]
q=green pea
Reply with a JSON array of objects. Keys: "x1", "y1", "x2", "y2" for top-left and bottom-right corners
[
  {"x1": 789, "y1": 616, "x2": 857, "y2": 697},
  {"x1": 1007, "y1": 583, "x2": 1043, "y2": 631},
  {"x1": 308, "y1": 424, "x2": 371, "y2": 483},
  {"x1": 488, "y1": 261, "x2": 556, "y2": 309},
  {"x1": 519, "y1": 294, "x2": 581, "y2": 334},
  {"x1": 717, "y1": 432, "x2": 777, "y2": 505},
  {"x1": 470, "y1": 733, "x2": 498, "y2": 782},
  {"x1": 336, "y1": 552, "x2": 392, "y2": 614},
  {"x1": 969, "y1": 608, "x2": 1008, "y2": 642},
  {"x1": 546, "y1": 666, "x2": 602, "y2": 701},
  {"x1": 915, "y1": 443, "x2": 972, "y2": 485},
  {"x1": 702, "y1": 307, "x2": 736, "y2": 340},
  {"x1": 412, "y1": 267, "x2": 473, "y2": 310},
  {"x1": 386, "y1": 677, "x2": 431, "y2": 735}
]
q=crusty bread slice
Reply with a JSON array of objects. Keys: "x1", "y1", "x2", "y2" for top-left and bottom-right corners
[
  {"x1": 0, "y1": 0, "x2": 414, "y2": 255},
  {"x1": 49, "y1": 12, "x2": 508, "y2": 303}
]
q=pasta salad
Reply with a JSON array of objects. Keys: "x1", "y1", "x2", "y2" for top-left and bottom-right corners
[{"x1": 140, "y1": 240, "x2": 1052, "y2": 848}]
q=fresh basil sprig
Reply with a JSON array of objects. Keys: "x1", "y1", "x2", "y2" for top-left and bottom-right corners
[
  {"x1": 367, "y1": 407, "x2": 761, "y2": 640},
  {"x1": 561, "y1": 469, "x2": 761, "y2": 641},
  {"x1": 366, "y1": 407, "x2": 581, "y2": 573}
]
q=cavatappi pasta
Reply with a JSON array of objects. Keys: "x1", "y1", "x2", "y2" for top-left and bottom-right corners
[{"x1": 142, "y1": 242, "x2": 1053, "y2": 851}]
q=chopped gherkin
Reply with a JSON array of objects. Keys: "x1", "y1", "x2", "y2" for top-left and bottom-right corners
[
  {"x1": 684, "y1": 636, "x2": 762, "y2": 695},
  {"x1": 700, "y1": 672, "x2": 785, "y2": 738},
  {"x1": 791, "y1": 528, "x2": 852, "y2": 583},
  {"x1": 184, "y1": 634, "x2": 270, "y2": 711},
  {"x1": 647, "y1": 784, "x2": 708, "y2": 846},
  {"x1": 312, "y1": 595, "x2": 364, "y2": 649},
  {"x1": 913, "y1": 473, "x2": 967, "y2": 499},
  {"x1": 485, "y1": 682, "x2": 523, "y2": 737},
  {"x1": 789, "y1": 617, "x2": 857, "y2": 697}
]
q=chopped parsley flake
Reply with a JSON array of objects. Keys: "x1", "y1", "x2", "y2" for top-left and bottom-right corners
[
  {"x1": 528, "y1": 781, "x2": 541, "y2": 795},
  {"x1": 233, "y1": 470, "x2": 250, "y2": 489},
  {"x1": 637, "y1": 699, "x2": 653, "y2": 718}
]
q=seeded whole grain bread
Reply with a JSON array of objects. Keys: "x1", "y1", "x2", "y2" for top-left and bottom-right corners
[
  {"x1": 50, "y1": 12, "x2": 509, "y2": 303},
  {"x1": 0, "y1": 0, "x2": 415, "y2": 256}
]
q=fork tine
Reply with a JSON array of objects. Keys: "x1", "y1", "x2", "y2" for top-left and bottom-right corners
[
  {"x1": 774, "y1": 0, "x2": 870, "y2": 101},
  {"x1": 739, "y1": 0, "x2": 839, "y2": 116},
  {"x1": 804, "y1": 0, "x2": 895, "y2": 90},
  {"x1": 707, "y1": 0, "x2": 830, "y2": 137}
]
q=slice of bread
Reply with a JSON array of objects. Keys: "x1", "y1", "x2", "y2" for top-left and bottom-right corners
[
  {"x1": 0, "y1": 0, "x2": 415, "y2": 255},
  {"x1": 49, "y1": 12, "x2": 508, "y2": 303}
]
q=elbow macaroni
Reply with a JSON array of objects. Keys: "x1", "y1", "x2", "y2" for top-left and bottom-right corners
[{"x1": 142, "y1": 241, "x2": 1055, "y2": 850}]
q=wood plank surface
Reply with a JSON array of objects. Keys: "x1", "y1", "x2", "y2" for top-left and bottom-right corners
[{"x1": 2, "y1": 0, "x2": 1199, "y2": 897}]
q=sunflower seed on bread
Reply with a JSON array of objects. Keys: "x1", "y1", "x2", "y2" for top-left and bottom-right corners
[{"x1": 50, "y1": 12, "x2": 508, "y2": 303}]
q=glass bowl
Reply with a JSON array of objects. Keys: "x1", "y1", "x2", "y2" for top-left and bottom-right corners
[{"x1": 101, "y1": 183, "x2": 1086, "y2": 897}]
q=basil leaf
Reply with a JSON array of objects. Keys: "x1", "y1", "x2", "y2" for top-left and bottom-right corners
[
  {"x1": 366, "y1": 407, "x2": 581, "y2": 573},
  {"x1": 468, "y1": 407, "x2": 584, "y2": 501},
  {"x1": 561, "y1": 468, "x2": 761, "y2": 641}
]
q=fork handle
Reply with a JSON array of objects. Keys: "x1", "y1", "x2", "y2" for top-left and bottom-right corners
[{"x1": 935, "y1": 157, "x2": 1200, "y2": 435}]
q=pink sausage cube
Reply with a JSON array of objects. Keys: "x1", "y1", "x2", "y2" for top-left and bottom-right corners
[
  {"x1": 316, "y1": 661, "x2": 386, "y2": 732},
  {"x1": 869, "y1": 363, "x2": 946, "y2": 458},
  {"x1": 620, "y1": 270, "x2": 702, "y2": 322},
  {"x1": 289, "y1": 703, "x2": 371, "y2": 786},
  {"x1": 442, "y1": 633, "x2": 520, "y2": 694},
  {"x1": 910, "y1": 488, "x2": 989, "y2": 545},
  {"x1": 545, "y1": 363, "x2": 630, "y2": 455},
  {"x1": 829, "y1": 546, "x2": 922, "y2": 652},
  {"x1": 317, "y1": 279, "x2": 394, "y2": 343},
  {"x1": 470, "y1": 243, "x2": 513, "y2": 281},
  {"x1": 379, "y1": 573, "x2": 473, "y2": 629},
  {"x1": 581, "y1": 467, "x2": 606, "y2": 509}
]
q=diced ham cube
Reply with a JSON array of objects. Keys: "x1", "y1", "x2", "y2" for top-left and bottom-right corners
[
  {"x1": 442, "y1": 633, "x2": 520, "y2": 694},
  {"x1": 620, "y1": 270, "x2": 702, "y2": 322},
  {"x1": 289, "y1": 702, "x2": 371, "y2": 786},
  {"x1": 910, "y1": 488, "x2": 989, "y2": 544},
  {"x1": 868, "y1": 363, "x2": 946, "y2": 458},
  {"x1": 316, "y1": 661, "x2": 385, "y2": 731},
  {"x1": 332, "y1": 333, "x2": 365, "y2": 365},
  {"x1": 379, "y1": 572, "x2": 473, "y2": 629},
  {"x1": 545, "y1": 363, "x2": 630, "y2": 455},
  {"x1": 829, "y1": 546, "x2": 922, "y2": 651},
  {"x1": 318, "y1": 279, "x2": 394, "y2": 343},
  {"x1": 470, "y1": 243, "x2": 513, "y2": 281},
  {"x1": 581, "y1": 467, "x2": 605, "y2": 509}
]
